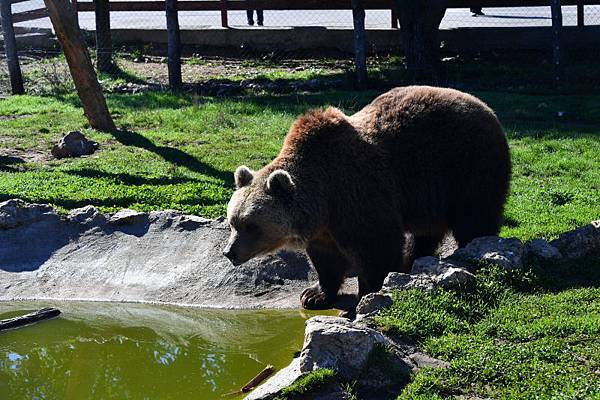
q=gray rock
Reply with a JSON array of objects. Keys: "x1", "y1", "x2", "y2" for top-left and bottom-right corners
[
  {"x1": 108, "y1": 209, "x2": 148, "y2": 225},
  {"x1": 524, "y1": 238, "x2": 562, "y2": 261},
  {"x1": 411, "y1": 256, "x2": 458, "y2": 275},
  {"x1": 550, "y1": 221, "x2": 600, "y2": 260},
  {"x1": 0, "y1": 202, "x2": 318, "y2": 308},
  {"x1": 174, "y1": 214, "x2": 212, "y2": 230},
  {"x1": 437, "y1": 267, "x2": 475, "y2": 287},
  {"x1": 67, "y1": 205, "x2": 105, "y2": 225},
  {"x1": 408, "y1": 352, "x2": 450, "y2": 369},
  {"x1": 383, "y1": 272, "x2": 416, "y2": 290},
  {"x1": 355, "y1": 292, "x2": 393, "y2": 317},
  {"x1": 299, "y1": 316, "x2": 387, "y2": 379},
  {"x1": 0, "y1": 199, "x2": 58, "y2": 229},
  {"x1": 246, "y1": 316, "x2": 412, "y2": 399},
  {"x1": 451, "y1": 236, "x2": 524, "y2": 270},
  {"x1": 244, "y1": 358, "x2": 303, "y2": 400},
  {"x1": 51, "y1": 131, "x2": 99, "y2": 159}
]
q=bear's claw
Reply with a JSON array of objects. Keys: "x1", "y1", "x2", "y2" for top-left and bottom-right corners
[{"x1": 300, "y1": 285, "x2": 334, "y2": 309}]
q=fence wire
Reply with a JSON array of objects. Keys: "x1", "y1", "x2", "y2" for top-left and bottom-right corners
[{"x1": 2, "y1": 2, "x2": 600, "y2": 95}]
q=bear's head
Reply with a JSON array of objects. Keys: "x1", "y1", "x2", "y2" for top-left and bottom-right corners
[{"x1": 222, "y1": 165, "x2": 299, "y2": 266}]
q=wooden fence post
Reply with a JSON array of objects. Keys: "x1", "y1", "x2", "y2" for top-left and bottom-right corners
[
  {"x1": 43, "y1": 0, "x2": 116, "y2": 132},
  {"x1": 550, "y1": 0, "x2": 563, "y2": 88},
  {"x1": 220, "y1": 0, "x2": 228, "y2": 28},
  {"x1": 351, "y1": 0, "x2": 367, "y2": 88},
  {"x1": 576, "y1": 1, "x2": 584, "y2": 27},
  {"x1": 1, "y1": 0, "x2": 25, "y2": 94},
  {"x1": 71, "y1": 0, "x2": 78, "y2": 25},
  {"x1": 166, "y1": 0, "x2": 182, "y2": 89},
  {"x1": 95, "y1": 0, "x2": 113, "y2": 73}
]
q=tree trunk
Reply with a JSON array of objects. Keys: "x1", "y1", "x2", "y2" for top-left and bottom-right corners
[
  {"x1": 43, "y1": 0, "x2": 116, "y2": 132},
  {"x1": 351, "y1": 0, "x2": 367, "y2": 88},
  {"x1": 0, "y1": 0, "x2": 25, "y2": 94},
  {"x1": 95, "y1": 0, "x2": 113, "y2": 73},
  {"x1": 393, "y1": 0, "x2": 447, "y2": 83}
]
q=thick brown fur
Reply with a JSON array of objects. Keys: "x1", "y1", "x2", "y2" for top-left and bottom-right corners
[{"x1": 224, "y1": 86, "x2": 511, "y2": 309}]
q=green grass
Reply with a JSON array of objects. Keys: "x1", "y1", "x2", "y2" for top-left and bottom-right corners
[
  {"x1": 376, "y1": 264, "x2": 600, "y2": 400},
  {"x1": 0, "y1": 89, "x2": 598, "y2": 235},
  {"x1": 277, "y1": 368, "x2": 337, "y2": 399}
]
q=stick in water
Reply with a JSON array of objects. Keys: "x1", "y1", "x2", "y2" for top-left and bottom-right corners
[
  {"x1": 0, "y1": 308, "x2": 61, "y2": 332},
  {"x1": 222, "y1": 364, "x2": 275, "y2": 397}
]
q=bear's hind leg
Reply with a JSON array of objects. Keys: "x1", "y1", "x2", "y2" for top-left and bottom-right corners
[
  {"x1": 450, "y1": 208, "x2": 503, "y2": 248},
  {"x1": 302, "y1": 242, "x2": 347, "y2": 309},
  {"x1": 412, "y1": 234, "x2": 445, "y2": 260}
]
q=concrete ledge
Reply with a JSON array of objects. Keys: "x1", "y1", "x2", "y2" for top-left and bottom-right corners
[{"x1": 11, "y1": 25, "x2": 600, "y2": 53}]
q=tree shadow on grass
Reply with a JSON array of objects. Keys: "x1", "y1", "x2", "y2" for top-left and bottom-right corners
[
  {"x1": 65, "y1": 168, "x2": 210, "y2": 186},
  {"x1": 0, "y1": 155, "x2": 25, "y2": 172},
  {"x1": 111, "y1": 129, "x2": 233, "y2": 185}
]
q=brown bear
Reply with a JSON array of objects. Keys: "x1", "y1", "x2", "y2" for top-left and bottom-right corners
[{"x1": 223, "y1": 86, "x2": 511, "y2": 309}]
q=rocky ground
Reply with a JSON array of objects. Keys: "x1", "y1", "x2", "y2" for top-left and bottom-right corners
[
  {"x1": 1, "y1": 199, "x2": 598, "y2": 399},
  {"x1": 0, "y1": 199, "x2": 323, "y2": 308}
]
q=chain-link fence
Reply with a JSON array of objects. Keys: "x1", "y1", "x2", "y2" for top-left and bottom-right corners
[{"x1": 2, "y1": 1, "x2": 600, "y2": 96}]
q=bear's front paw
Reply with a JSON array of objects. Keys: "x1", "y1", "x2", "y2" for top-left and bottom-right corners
[{"x1": 300, "y1": 285, "x2": 335, "y2": 309}]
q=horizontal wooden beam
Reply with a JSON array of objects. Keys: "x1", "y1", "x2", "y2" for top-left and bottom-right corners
[
  {"x1": 74, "y1": 0, "x2": 600, "y2": 12},
  {"x1": 12, "y1": 8, "x2": 48, "y2": 23}
]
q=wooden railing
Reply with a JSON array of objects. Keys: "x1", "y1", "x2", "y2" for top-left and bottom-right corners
[{"x1": 7, "y1": 0, "x2": 595, "y2": 28}]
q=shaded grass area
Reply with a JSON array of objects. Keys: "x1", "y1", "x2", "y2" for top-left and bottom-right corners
[
  {"x1": 376, "y1": 263, "x2": 600, "y2": 400},
  {"x1": 0, "y1": 89, "x2": 598, "y2": 237}
]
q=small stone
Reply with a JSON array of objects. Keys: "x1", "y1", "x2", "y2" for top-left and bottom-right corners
[
  {"x1": 550, "y1": 221, "x2": 600, "y2": 260},
  {"x1": 67, "y1": 205, "x2": 105, "y2": 226},
  {"x1": 437, "y1": 267, "x2": 475, "y2": 288},
  {"x1": 382, "y1": 272, "x2": 413, "y2": 290},
  {"x1": 174, "y1": 214, "x2": 212, "y2": 231},
  {"x1": 411, "y1": 256, "x2": 456, "y2": 275},
  {"x1": 0, "y1": 199, "x2": 57, "y2": 229},
  {"x1": 524, "y1": 239, "x2": 562, "y2": 261},
  {"x1": 355, "y1": 292, "x2": 393, "y2": 316},
  {"x1": 451, "y1": 236, "x2": 524, "y2": 270},
  {"x1": 108, "y1": 209, "x2": 148, "y2": 225},
  {"x1": 408, "y1": 352, "x2": 450, "y2": 369},
  {"x1": 51, "y1": 131, "x2": 99, "y2": 159}
]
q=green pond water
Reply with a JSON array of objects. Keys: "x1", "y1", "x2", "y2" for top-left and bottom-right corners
[{"x1": 0, "y1": 301, "x2": 335, "y2": 400}]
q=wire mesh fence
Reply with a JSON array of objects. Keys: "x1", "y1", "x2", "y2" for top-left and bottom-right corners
[{"x1": 2, "y1": 1, "x2": 600, "y2": 96}]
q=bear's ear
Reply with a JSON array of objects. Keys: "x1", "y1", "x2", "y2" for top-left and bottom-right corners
[
  {"x1": 266, "y1": 169, "x2": 295, "y2": 195},
  {"x1": 234, "y1": 165, "x2": 254, "y2": 189}
]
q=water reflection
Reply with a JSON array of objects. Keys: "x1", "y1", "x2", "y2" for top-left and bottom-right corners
[{"x1": 0, "y1": 301, "x2": 332, "y2": 400}]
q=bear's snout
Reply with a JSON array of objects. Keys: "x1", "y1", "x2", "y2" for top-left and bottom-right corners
[{"x1": 222, "y1": 247, "x2": 242, "y2": 265}]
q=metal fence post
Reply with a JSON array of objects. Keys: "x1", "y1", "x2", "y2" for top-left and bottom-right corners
[
  {"x1": 166, "y1": 0, "x2": 182, "y2": 89},
  {"x1": 0, "y1": 0, "x2": 25, "y2": 94}
]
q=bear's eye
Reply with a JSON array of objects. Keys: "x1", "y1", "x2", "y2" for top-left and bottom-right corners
[{"x1": 245, "y1": 223, "x2": 261, "y2": 235}]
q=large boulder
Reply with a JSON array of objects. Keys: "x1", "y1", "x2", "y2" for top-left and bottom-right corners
[
  {"x1": 246, "y1": 316, "x2": 414, "y2": 400},
  {"x1": 51, "y1": 131, "x2": 99, "y2": 159}
]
